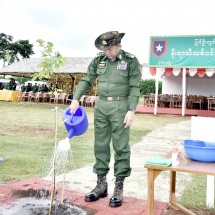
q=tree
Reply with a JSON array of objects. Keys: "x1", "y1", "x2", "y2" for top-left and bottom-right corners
[
  {"x1": 35, "y1": 39, "x2": 67, "y2": 80},
  {"x1": 0, "y1": 33, "x2": 34, "y2": 67},
  {"x1": 139, "y1": 79, "x2": 162, "y2": 95}
]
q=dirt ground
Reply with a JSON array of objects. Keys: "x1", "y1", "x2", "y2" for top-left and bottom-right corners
[
  {"x1": 164, "y1": 206, "x2": 215, "y2": 215},
  {"x1": 72, "y1": 205, "x2": 215, "y2": 215}
]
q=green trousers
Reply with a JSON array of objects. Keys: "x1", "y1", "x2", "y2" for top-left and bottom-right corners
[{"x1": 93, "y1": 98, "x2": 131, "y2": 177}]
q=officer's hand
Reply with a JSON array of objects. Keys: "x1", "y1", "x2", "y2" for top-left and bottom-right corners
[
  {"x1": 124, "y1": 111, "x2": 135, "y2": 128},
  {"x1": 69, "y1": 100, "x2": 79, "y2": 113}
]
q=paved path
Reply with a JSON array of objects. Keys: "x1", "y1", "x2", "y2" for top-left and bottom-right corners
[{"x1": 51, "y1": 120, "x2": 192, "y2": 203}]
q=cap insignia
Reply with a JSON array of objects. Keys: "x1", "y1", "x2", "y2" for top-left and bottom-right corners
[{"x1": 102, "y1": 40, "x2": 107, "y2": 45}]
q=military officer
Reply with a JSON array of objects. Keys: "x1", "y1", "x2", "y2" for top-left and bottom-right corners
[
  {"x1": 69, "y1": 31, "x2": 141, "y2": 207},
  {"x1": 32, "y1": 83, "x2": 39, "y2": 93}
]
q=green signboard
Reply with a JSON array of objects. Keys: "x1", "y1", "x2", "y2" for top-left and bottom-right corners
[{"x1": 149, "y1": 35, "x2": 215, "y2": 68}]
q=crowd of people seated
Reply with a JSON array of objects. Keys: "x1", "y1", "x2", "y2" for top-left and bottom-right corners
[
  {"x1": 0, "y1": 80, "x2": 98, "y2": 107},
  {"x1": 21, "y1": 83, "x2": 49, "y2": 93}
]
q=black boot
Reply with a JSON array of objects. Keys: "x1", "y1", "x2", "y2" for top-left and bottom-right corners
[
  {"x1": 85, "y1": 174, "x2": 108, "y2": 202},
  {"x1": 109, "y1": 176, "x2": 125, "y2": 207}
]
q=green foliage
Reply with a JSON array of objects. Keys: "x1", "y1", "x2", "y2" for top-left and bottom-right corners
[
  {"x1": 139, "y1": 79, "x2": 162, "y2": 95},
  {"x1": 0, "y1": 33, "x2": 34, "y2": 66},
  {"x1": 35, "y1": 39, "x2": 67, "y2": 80}
]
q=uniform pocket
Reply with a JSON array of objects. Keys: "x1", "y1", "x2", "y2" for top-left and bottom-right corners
[
  {"x1": 118, "y1": 70, "x2": 128, "y2": 77},
  {"x1": 113, "y1": 70, "x2": 129, "y2": 84},
  {"x1": 96, "y1": 68, "x2": 106, "y2": 81}
]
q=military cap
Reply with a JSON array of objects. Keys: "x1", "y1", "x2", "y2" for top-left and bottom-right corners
[{"x1": 95, "y1": 31, "x2": 125, "y2": 51}]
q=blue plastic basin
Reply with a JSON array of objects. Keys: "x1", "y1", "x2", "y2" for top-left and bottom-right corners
[
  {"x1": 0, "y1": 158, "x2": 3, "y2": 163},
  {"x1": 183, "y1": 139, "x2": 205, "y2": 147},
  {"x1": 183, "y1": 140, "x2": 215, "y2": 162},
  {"x1": 205, "y1": 142, "x2": 215, "y2": 148}
]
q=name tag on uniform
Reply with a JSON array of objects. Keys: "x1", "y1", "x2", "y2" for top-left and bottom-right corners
[{"x1": 117, "y1": 61, "x2": 128, "y2": 71}]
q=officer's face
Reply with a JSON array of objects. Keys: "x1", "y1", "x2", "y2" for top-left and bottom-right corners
[{"x1": 104, "y1": 44, "x2": 121, "y2": 61}]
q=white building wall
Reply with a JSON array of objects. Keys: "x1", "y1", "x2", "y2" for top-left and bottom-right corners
[{"x1": 162, "y1": 75, "x2": 215, "y2": 96}]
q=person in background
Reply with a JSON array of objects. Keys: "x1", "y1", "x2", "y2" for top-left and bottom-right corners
[
  {"x1": 38, "y1": 84, "x2": 45, "y2": 92},
  {"x1": 43, "y1": 85, "x2": 49, "y2": 92},
  {"x1": 21, "y1": 83, "x2": 26, "y2": 92},
  {"x1": 7, "y1": 78, "x2": 17, "y2": 91},
  {"x1": 25, "y1": 83, "x2": 32, "y2": 92},
  {"x1": 38, "y1": 84, "x2": 42, "y2": 92},
  {"x1": 69, "y1": 31, "x2": 141, "y2": 207},
  {"x1": 32, "y1": 83, "x2": 39, "y2": 93},
  {"x1": 6, "y1": 78, "x2": 13, "y2": 90},
  {"x1": 68, "y1": 94, "x2": 73, "y2": 100},
  {"x1": 48, "y1": 83, "x2": 54, "y2": 92},
  {"x1": 16, "y1": 83, "x2": 21, "y2": 91}
]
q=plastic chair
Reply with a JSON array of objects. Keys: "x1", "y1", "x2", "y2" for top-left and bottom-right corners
[
  {"x1": 50, "y1": 93, "x2": 59, "y2": 103},
  {"x1": 85, "y1": 96, "x2": 96, "y2": 107},
  {"x1": 21, "y1": 92, "x2": 32, "y2": 102},
  {"x1": 30, "y1": 92, "x2": 42, "y2": 103},
  {"x1": 79, "y1": 95, "x2": 87, "y2": 106},
  {"x1": 65, "y1": 94, "x2": 73, "y2": 105},
  {"x1": 41, "y1": 92, "x2": 47, "y2": 102},
  {"x1": 57, "y1": 93, "x2": 67, "y2": 104}
]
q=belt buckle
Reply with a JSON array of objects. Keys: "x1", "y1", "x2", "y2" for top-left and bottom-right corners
[{"x1": 107, "y1": 97, "x2": 113, "y2": 101}]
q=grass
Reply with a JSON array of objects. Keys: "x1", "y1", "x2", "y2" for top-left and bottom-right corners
[
  {"x1": 0, "y1": 101, "x2": 189, "y2": 179},
  {"x1": 0, "y1": 100, "x2": 212, "y2": 210}
]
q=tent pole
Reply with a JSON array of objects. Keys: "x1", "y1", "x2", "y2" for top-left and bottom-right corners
[
  {"x1": 182, "y1": 68, "x2": 186, "y2": 116},
  {"x1": 154, "y1": 68, "x2": 159, "y2": 115}
]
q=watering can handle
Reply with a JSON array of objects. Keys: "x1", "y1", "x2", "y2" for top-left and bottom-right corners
[{"x1": 70, "y1": 112, "x2": 74, "y2": 123}]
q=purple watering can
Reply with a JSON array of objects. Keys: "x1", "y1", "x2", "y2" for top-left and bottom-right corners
[{"x1": 62, "y1": 106, "x2": 88, "y2": 139}]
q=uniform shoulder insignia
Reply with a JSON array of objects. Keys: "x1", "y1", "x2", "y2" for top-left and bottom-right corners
[
  {"x1": 125, "y1": 52, "x2": 135, "y2": 59},
  {"x1": 96, "y1": 52, "x2": 105, "y2": 58}
]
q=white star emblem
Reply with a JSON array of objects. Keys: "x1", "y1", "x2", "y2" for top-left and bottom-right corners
[{"x1": 155, "y1": 44, "x2": 163, "y2": 52}]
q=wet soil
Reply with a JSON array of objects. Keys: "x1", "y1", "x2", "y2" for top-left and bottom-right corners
[
  {"x1": 1, "y1": 188, "x2": 98, "y2": 215},
  {"x1": 1, "y1": 198, "x2": 91, "y2": 215}
]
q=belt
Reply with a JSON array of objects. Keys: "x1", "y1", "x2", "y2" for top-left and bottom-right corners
[{"x1": 99, "y1": 96, "x2": 129, "y2": 101}]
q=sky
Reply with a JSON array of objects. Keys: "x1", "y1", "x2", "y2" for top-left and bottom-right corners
[{"x1": 0, "y1": 0, "x2": 215, "y2": 66}]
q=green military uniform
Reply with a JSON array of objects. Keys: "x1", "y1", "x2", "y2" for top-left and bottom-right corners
[
  {"x1": 73, "y1": 49, "x2": 141, "y2": 177},
  {"x1": 21, "y1": 84, "x2": 26, "y2": 92},
  {"x1": 32, "y1": 84, "x2": 39, "y2": 93}
]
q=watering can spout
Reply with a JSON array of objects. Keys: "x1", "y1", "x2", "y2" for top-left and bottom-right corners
[
  {"x1": 62, "y1": 106, "x2": 88, "y2": 139},
  {"x1": 67, "y1": 128, "x2": 75, "y2": 139}
]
